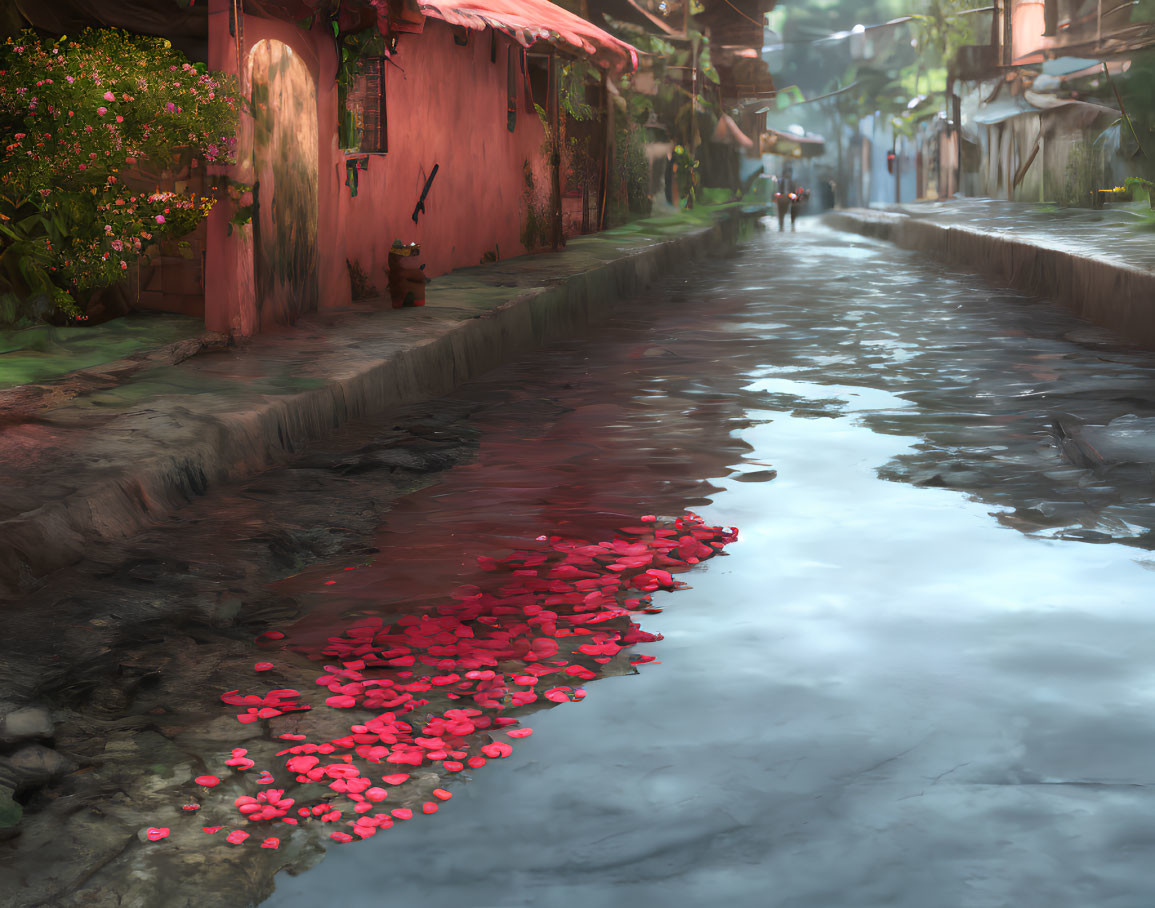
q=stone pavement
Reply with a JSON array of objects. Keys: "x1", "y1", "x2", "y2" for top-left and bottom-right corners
[
  {"x1": 826, "y1": 197, "x2": 1155, "y2": 347},
  {"x1": 0, "y1": 206, "x2": 761, "y2": 600}
]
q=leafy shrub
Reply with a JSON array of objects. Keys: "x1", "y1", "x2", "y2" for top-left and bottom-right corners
[{"x1": 0, "y1": 28, "x2": 239, "y2": 325}]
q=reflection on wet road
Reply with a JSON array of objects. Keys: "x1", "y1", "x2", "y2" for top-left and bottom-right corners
[
  {"x1": 8, "y1": 219, "x2": 1155, "y2": 907},
  {"x1": 263, "y1": 222, "x2": 1155, "y2": 907}
]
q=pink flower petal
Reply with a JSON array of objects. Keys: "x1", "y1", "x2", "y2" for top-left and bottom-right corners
[
  {"x1": 145, "y1": 827, "x2": 169, "y2": 841},
  {"x1": 254, "y1": 662, "x2": 274, "y2": 672},
  {"x1": 390, "y1": 808, "x2": 413, "y2": 820},
  {"x1": 381, "y1": 773, "x2": 410, "y2": 785},
  {"x1": 195, "y1": 775, "x2": 221, "y2": 787},
  {"x1": 507, "y1": 728, "x2": 533, "y2": 738}
]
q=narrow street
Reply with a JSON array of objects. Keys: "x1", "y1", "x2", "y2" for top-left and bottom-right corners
[
  {"x1": 9, "y1": 218, "x2": 1155, "y2": 906},
  {"x1": 259, "y1": 221, "x2": 1155, "y2": 908}
]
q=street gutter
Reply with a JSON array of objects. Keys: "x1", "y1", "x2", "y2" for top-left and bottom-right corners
[
  {"x1": 825, "y1": 206, "x2": 1155, "y2": 348},
  {"x1": 0, "y1": 206, "x2": 763, "y2": 599}
]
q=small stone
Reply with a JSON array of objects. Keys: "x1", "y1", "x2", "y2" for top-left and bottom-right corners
[
  {"x1": 9, "y1": 744, "x2": 77, "y2": 785},
  {"x1": 0, "y1": 708, "x2": 53, "y2": 745}
]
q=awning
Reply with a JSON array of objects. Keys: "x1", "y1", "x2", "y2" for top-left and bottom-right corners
[
  {"x1": 417, "y1": 0, "x2": 639, "y2": 73},
  {"x1": 1041, "y1": 56, "x2": 1103, "y2": 76},
  {"x1": 972, "y1": 94, "x2": 1038, "y2": 125},
  {"x1": 972, "y1": 91, "x2": 1119, "y2": 125}
]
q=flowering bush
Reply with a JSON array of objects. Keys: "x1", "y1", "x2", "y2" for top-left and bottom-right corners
[{"x1": 0, "y1": 28, "x2": 239, "y2": 324}]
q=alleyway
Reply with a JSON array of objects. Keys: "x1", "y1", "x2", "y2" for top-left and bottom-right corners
[{"x1": 8, "y1": 219, "x2": 1155, "y2": 907}]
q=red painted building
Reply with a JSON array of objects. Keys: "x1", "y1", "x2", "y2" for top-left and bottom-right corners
[{"x1": 201, "y1": 0, "x2": 637, "y2": 336}]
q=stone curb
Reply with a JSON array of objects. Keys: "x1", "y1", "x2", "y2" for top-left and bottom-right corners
[
  {"x1": 825, "y1": 209, "x2": 1155, "y2": 347},
  {"x1": 0, "y1": 213, "x2": 751, "y2": 599}
]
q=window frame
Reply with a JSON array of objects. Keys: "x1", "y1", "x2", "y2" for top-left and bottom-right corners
[{"x1": 339, "y1": 54, "x2": 388, "y2": 155}]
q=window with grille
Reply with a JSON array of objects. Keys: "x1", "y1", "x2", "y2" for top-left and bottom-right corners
[{"x1": 341, "y1": 56, "x2": 388, "y2": 153}]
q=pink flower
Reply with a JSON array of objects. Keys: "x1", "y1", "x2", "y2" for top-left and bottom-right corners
[
  {"x1": 115, "y1": 115, "x2": 123, "y2": 123},
  {"x1": 103, "y1": 91, "x2": 115, "y2": 101},
  {"x1": 155, "y1": 215, "x2": 165, "y2": 224},
  {"x1": 65, "y1": 75, "x2": 74, "y2": 83},
  {"x1": 96, "y1": 106, "x2": 107, "y2": 116}
]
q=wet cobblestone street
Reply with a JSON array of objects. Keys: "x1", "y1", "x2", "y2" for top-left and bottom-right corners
[{"x1": 6, "y1": 219, "x2": 1155, "y2": 907}]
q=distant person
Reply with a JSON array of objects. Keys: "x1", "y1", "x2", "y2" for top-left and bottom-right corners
[
  {"x1": 790, "y1": 187, "x2": 810, "y2": 229},
  {"x1": 774, "y1": 188, "x2": 790, "y2": 231}
]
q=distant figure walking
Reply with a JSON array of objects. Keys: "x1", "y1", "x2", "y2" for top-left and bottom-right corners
[
  {"x1": 790, "y1": 187, "x2": 810, "y2": 230},
  {"x1": 774, "y1": 185, "x2": 810, "y2": 231},
  {"x1": 774, "y1": 190, "x2": 790, "y2": 231}
]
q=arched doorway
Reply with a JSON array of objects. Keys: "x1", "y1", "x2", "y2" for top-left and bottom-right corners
[{"x1": 248, "y1": 39, "x2": 318, "y2": 328}]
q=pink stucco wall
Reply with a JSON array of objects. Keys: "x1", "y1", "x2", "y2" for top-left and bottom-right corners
[
  {"x1": 339, "y1": 22, "x2": 552, "y2": 285},
  {"x1": 205, "y1": 3, "x2": 553, "y2": 336}
]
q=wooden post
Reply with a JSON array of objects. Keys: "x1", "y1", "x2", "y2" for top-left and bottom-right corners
[
  {"x1": 598, "y1": 71, "x2": 612, "y2": 230},
  {"x1": 549, "y1": 52, "x2": 563, "y2": 250},
  {"x1": 895, "y1": 133, "x2": 901, "y2": 203}
]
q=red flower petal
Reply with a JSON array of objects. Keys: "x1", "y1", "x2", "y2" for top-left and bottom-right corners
[
  {"x1": 330, "y1": 831, "x2": 354, "y2": 843},
  {"x1": 507, "y1": 728, "x2": 533, "y2": 738},
  {"x1": 254, "y1": 662, "x2": 274, "y2": 672},
  {"x1": 432, "y1": 788, "x2": 453, "y2": 800},
  {"x1": 182, "y1": 803, "x2": 201, "y2": 811},
  {"x1": 195, "y1": 775, "x2": 221, "y2": 787},
  {"x1": 260, "y1": 837, "x2": 280, "y2": 849},
  {"x1": 381, "y1": 773, "x2": 410, "y2": 785},
  {"x1": 202, "y1": 826, "x2": 224, "y2": 834},
  {"x1": 145, "y1": 827, "x2": 170, "y2": 842},
  {"x1": 390, "y1": 808, "x2": 413, "y2": 820},
  {"x1": 421, "y1": 802, "x2": 439, "y2": 814},
  {"x1": 226, "y1": 830, "x2": 250, "y2": 845}
]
